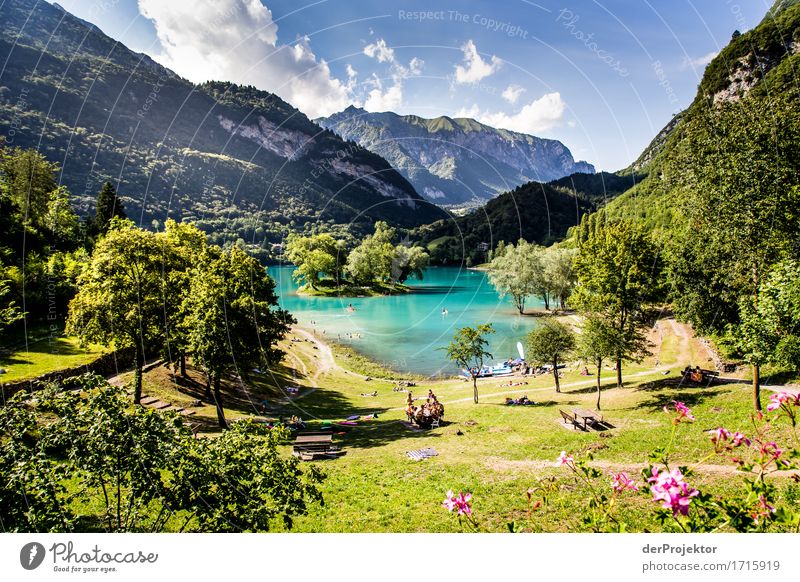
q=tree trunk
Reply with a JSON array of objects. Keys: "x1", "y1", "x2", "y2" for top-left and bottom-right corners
[
  {"x1": 542, "y1": 293, "x2": 550, "y2": 311},
  {"x1": 596, "y1": 358, "x2": 602, "y2": 410},
  {"x1": 616, "y1": 357, "x2": 623, "y2": 388},
  {"x1": 133, "y1": 348, "x2": 144, "y2": 405},
  {"x1": 180, "y1": 353, "x2": 186, "y2": 377},
  {"x1": 212, "y1": 373, "x2": 228, "y2": 429},
  {"x1": 472, "y1": 375, "x2": 479, "y2": 404},
  {"x1": 752, "y1": 363, "x2": 762, "y2": 412},
  {"x1": 204, "y1": 373, "x2": 212, "y2": 401},
  {"x1": 516, "y1": 295, "x2": 525, "y2": 314},
  {"x1": 553, "y1": 357, "x2": 561, "y2": 393}
]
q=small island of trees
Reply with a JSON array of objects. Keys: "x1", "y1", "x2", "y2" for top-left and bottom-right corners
[{"x1": 285, "y1": 221, "x2": 429, "y2": 296}]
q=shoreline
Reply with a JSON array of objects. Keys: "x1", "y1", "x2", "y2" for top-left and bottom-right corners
[{"x1": 291, "y1": 325, "x2": 447, "y2": 382}]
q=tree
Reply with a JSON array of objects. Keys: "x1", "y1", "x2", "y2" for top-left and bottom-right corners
[
  {"x1": 345, "y1": 221, "x2": 396, "y2": 284},
  {"x1": 66, "y1": 220, "x2": 170, "y2": 404},
  {"x1": 0, "y1": 275, "x2": 24, "y2": 332},
  {"x1": 488, "y1": 240, "x2": 541, "y2": 314},
  {"x1": 571, "y1": 221, "x2": 660, "y2": 387},
  {"x1": 0, "y1": 146, "x2": 60, "y2": 233},
  {"x1": 185, "y1": 246, "x2": 293, "y2": 428},
  {"x1": 733, "y1": 259, "x2": 800, "y2": 409},
  {"x1": 1, "y1": 375, "x2": 325, "y2": 533},
  {"x1": 543, "y1": 246, "x2": 577, "y2": 310},
  {"x1": 392, "y1": 244, "x2": 429, "y2": 284},
  {"x1": 0, "y1": 389, "x2": 73, "y2": 532},
  {"x1": 285, "y1": 233, "x2": 343, "y2": 288},
  {"x1": 162, "y1": 220, "x2": 208, "y2": 377},
  {"x1": 40, "y1": 377, "x2": 190, "y2": 532},
  {"x1": 442, "y1": 324, "x2": 495, "y2": 404},
  {"x1": 665, "y1": 96, "x2": 800, "y2": 409},
  {"x1": 526, "y1": 318, "x2": 575, "y2": 392},
  {"x1": 169, "y1": 420, "x2": 324, "y2": 532},
  {"x1": 578, "y1": 317, "x2": 624, "y2": 410},
  {"x1": 94, "y1": 182, "x2": 126, "y2": 236}
]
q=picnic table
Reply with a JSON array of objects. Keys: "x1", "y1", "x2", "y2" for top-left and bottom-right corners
[
  {"x1": 292, "y1": 432, "x2": 340, "y2": 460},
  {"x1": 572, "y1": 408, "x2": 603, "y2": 430}
]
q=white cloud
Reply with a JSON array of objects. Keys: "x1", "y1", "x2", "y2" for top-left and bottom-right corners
[
  {"x1": 364, "y1": 39, "x2": 395, "y2": 63},
  {"x1": 501, "y1": 84, "x2": 525, "y2": 104},
  {"x1": 364, "y1": 82, "x2": 403, "y2": 112},
  {"x1": 455, "y1": 92, "x2": 566, "y2": 134},
  {"x1": 138, "y1": 0, "x2": 351, "y2": 118},
  {"x1": 360, "y1": 39, "x2": 425, "y2": 111},
  {"x1": 454, "y1": 40, "x2": 501, "y2": 84},
  {"x1": 683, "y1": 51, "x2": 719, "y2": 69}
]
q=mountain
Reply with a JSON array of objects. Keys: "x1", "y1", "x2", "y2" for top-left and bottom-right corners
[
  {"x1": 602, "y1": 0, "x2": 800, "y2": 230},
  {"x1": 417, "y1": 171, "x2": 640, "y2": 264},
  {"x1": 0, "y1": 0, "x2": 445, "y2": 252},
  {"x1": 315, "y1": 107, "x2": 595, "y2": 206}
]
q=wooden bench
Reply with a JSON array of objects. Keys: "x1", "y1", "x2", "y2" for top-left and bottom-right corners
[{"x1": 560, "y1": 409, "x2": 580, "y2": 430}]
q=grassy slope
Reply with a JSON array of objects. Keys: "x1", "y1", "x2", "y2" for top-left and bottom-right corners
[
  {"x1": 0, "y1": 333, "x2": 106, "y2": 382},
  {"x1": 105, "y1": 319, "x2": 798, "y2": 532}
]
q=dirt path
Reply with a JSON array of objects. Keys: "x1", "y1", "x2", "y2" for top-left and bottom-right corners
[
  {"x1": 485, "y1": 456, "x2": 799, "y2": 477},
  {"x1": 292, "y1": 327, "x2": 338, "y2": 382}
]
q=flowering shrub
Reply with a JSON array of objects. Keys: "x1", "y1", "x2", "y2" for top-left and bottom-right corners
[{"x1": 443, "y1": 395, "x2": 800, "y2": 532}]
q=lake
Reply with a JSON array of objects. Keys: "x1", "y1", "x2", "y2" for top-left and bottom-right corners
[{"x1": 269, "y1": 265, "x2": 544, "y2": 377}]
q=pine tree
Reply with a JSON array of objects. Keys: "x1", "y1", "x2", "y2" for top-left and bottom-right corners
[{"x1": 94, "y1": 182, "x2": 126, "y2": 235}]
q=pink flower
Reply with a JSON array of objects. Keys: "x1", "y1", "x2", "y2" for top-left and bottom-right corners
[
  {"x1": 767, "y1": 391, "x2": 800, "y2": 412},
  {"x1": 671, "y1": 400, "x2": 695, "y2": 422},
  {"x1": 557, "y1": 451, "x2": 574, "y2": 466},
  {"x1": 710, "y1": 427, "x2": 731, "y2": 443},
  {"x1": 442, "y1": 490, "x2": 472, "y2": 516},
  {"x1": 648, "y1": 467, "x2": 699, "y2": 517},
  {"x1": 731, "y1": 432, "x2": 751, "y2": 447},
  {"x1": 752, "y1": 495, "x2": 776, "y2": 525},
  {"x1": 759, "y1": 441, "x2": 783, "y2": 462},
  {"x1": 609, "y1": 471, "x2": 639, "y2": 493}
]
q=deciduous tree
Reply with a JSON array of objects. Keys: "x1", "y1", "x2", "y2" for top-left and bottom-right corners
[{"x1": 442, "y1": 324, "x2": 495, "y2": 404}]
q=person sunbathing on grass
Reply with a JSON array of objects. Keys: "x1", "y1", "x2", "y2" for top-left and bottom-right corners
[{"x1": 360, "y1": 391, "x2": 378, "y2": 397}]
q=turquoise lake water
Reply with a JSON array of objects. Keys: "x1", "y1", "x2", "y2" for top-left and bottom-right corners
[{"x1": 268, "y1": 265, "x2": 543, "y2": 377}]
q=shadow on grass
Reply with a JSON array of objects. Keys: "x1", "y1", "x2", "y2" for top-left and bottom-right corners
[
  {"x1": 0, "y1": 353, "x2": 33, "y2": 367},
  {"x1": 329, "y1": 419, "x2": 444, "y2": 451},
  {"x1": 0, "y1": 337, "x2": 89, "y2": 367},
  {"x1": 490, "y1": 399, "x2": 577, "y2": 408}
]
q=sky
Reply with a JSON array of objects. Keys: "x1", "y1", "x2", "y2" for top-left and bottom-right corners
[{"x1": 50, "y1": 0, "x2": 774, "y2": 171}]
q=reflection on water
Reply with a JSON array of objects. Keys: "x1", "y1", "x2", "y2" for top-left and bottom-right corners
[{"x1": 269, "y1": 265, "x2": 543, "y2": 377}]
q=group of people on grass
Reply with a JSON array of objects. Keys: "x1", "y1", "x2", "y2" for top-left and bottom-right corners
[{"x1": 405, "y1": 390, "x2": 445, "y2": 428}]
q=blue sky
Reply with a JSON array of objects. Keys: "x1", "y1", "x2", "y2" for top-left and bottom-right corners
[{"x1": 52, "y1": 0, "x2": 773, "y2": 170}]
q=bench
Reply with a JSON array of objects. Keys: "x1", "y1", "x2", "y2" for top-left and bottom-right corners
[{"x1": 560, "y1": 409, "x2": 580, "y2": 430}]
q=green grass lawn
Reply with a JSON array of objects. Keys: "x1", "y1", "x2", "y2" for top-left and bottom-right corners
[
  {"x1": 0, "y1": 334, "x2": 106, "y2": 382},
  {"x1": 50, "y1": 321, "x2": 800, "y2": 532}
]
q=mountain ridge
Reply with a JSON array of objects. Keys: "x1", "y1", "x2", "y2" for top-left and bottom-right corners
[{"x1": 316, "y1": 107, "x2": 594, "y2": 205}]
